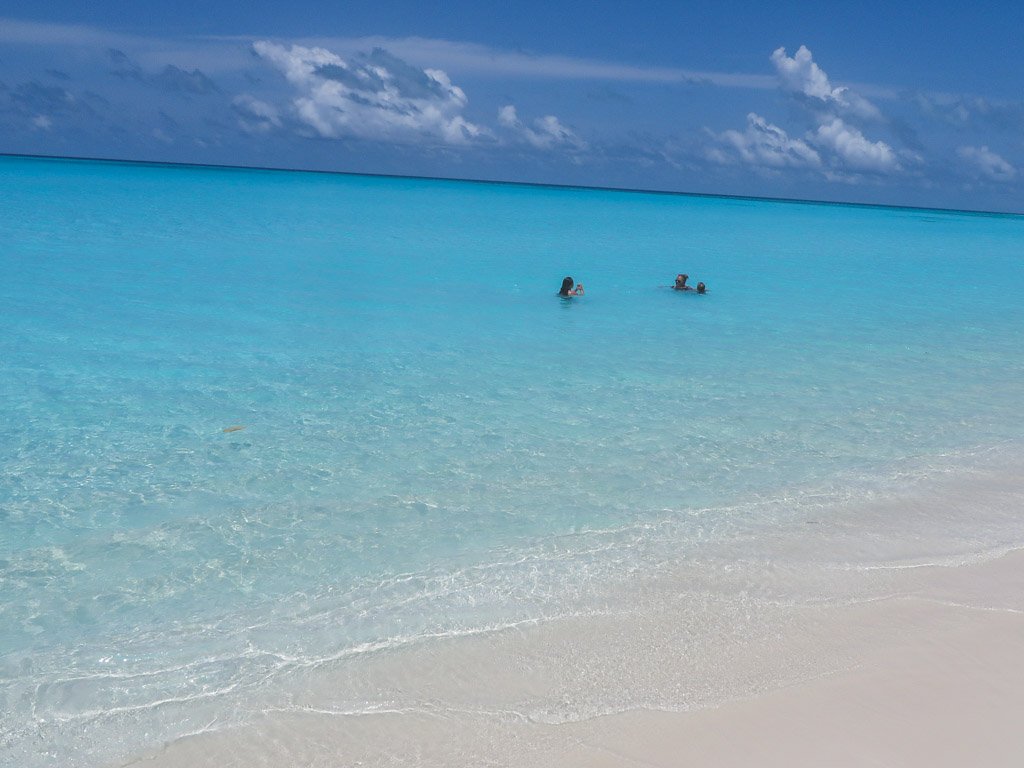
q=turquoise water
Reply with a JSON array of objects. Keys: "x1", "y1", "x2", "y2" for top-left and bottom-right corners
[{"x1": 2, "y1": 156, "x2": 1023, "y2": 766}]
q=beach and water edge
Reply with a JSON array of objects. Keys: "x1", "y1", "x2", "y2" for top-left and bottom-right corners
[{"x1": 123, "y1": 453, "x2": 1024, "y2": 767}]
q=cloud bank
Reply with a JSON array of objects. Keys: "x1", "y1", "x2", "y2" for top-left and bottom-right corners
[
  {"x1": 770, "y1": 45, "x2": 880, "y2": 120},
  {"x1": 709, "y1": 113, "x2": 820, "y2": 169},
  {"x1": 231, "y1": 93, "x2": 281, "y2": 134},
  {"x1": 251, "y1": 42, "x2": 486, "y2": 145},
  {"x1": 1, "y1": 17, "x2": 1022, "y2": 209},
  {"x1": 710, "y1": 46, "x2": 901, "y2": 180},
  {"x1": 957, "y1": 145, "x2": 1017, "y2": 181},
  {"x1": 497, "y1": 105, "x2": 586, "y2": 151},
  {"x1": 812, "y1": 117, "x2": 898, "y2": 172}
]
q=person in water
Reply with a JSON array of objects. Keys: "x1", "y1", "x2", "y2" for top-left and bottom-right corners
[
  {"x1": 673, "y1": 274, "x2": 691, "y2": 291},
  {"x1": 559, "y1": 276, "x2": 584, "y2": 296},
  {"x1": 696, "y1": 282, "x2": 706, "y2": 294}
]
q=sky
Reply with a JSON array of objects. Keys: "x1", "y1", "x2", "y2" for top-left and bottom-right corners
[{"x1": 2, "y1": 1, "x2": 1023, "y2": 211}]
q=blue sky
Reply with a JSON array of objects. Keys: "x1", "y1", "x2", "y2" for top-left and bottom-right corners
[{"x1": 2, "y1": 2, "x2": 1023, "y2": 211}]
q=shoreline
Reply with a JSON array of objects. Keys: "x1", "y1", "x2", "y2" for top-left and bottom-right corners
[
  {"x1": 11, "y1": 448, "x2": 1022, "y2": 768},
  {"x1": 120, "y1": 476, "x2": 1024, "y2": 767}
]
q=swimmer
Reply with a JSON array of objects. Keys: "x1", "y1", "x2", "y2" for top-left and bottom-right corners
[
  {"x1": 696, "y1": 282, "x2": 706, "y2": 294},
  {"x1": 673, "y1": 273, "x2": 692, "y2": 291},
  {"x1": 559, "y1": 276, "x2": 584, "y2": 297}
]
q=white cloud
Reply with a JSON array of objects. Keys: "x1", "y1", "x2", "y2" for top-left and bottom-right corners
[
  {"x1": 232, "y1": 93, "x2": 281, "y2": 134},
  {"x1": 741, "y1": 47, "x2": 900, "y2": 178},
  {"x1": 498, "y1": 104, "x2": 586, "y2": 151},
  {"x1": 710, "y1": 112, "x2": 821, "y2": 169},
  {"x1": 709, "y1": 113, "x2": 903, "y2": 179},
  {"x1": 31, "y1": 114, "x2": 52, "y2": 130},
  {"x1": 770, "y1": 45, "x2": 880, "y2": 120},
  {"x1": 251, "y1": 41, "x2": 487, "y2": 145},
  {"x1": 957, "y1": 145, "x2": 1017, "y2": 181},
  {"x1": 811, "y1": 117, "x2": 898, "y2": 173},
  {"x1": 771, "y1": 45, "x2": 835, "y2": 101}
]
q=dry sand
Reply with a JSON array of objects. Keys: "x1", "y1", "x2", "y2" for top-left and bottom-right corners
[{"x1": 549, "y1": 550, "x2": 1024, "y2": 767}]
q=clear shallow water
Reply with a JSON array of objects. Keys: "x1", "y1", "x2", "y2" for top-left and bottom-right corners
[{"x1": 1, "y1": 156, "x2": 1023, "y2": 765}]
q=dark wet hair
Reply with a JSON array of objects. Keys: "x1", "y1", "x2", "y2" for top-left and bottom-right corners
[
  {"x1": 696, "y1": 282, "x2": 706, "y2": 294},
  {"x1": 559, "y1": 276, "x2": 575, "y2": 296}
]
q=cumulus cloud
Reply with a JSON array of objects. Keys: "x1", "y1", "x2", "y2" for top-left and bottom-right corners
[
  {"x1": 232, "y1": 93, "x2": 281, "y2": 134},
  {"x1": 708, "y1": 112, "x2": 820, "y2": 169},
  {"x1": 770, "y1": 45, "x2": 836, "y2": 101},
  {"x1": 497, "y1": 104, "x2": 586, "y2": 151},
  {"x1": 108, "y1": 48, "x2": 219, "y2": 95},
  {"x1": 769, "y1": 47, "x2": 899, "y2": 175},
  {"x1": 251, "y1": 41, "x2": 486, "y2": 145},
  {"x1": 770, "y1": 45, "x2": 880, "y2": 120},
  {"x1": 957, "y1": 145, "x2": 1017, "y2": 181},
  {"x1": 708, "y1": 113, "x2": 904, "y2": 178},
  {"x1": 811, "y1": 117, "x2": 899, "y2": 173},
  {"x1": 707, "y1": 46, "x2": 903, "y2": 180}
]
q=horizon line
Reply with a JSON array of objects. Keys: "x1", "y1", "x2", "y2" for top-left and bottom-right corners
[{"x1": 2, "y1": 151, "x2": 1020, "y2": 218}]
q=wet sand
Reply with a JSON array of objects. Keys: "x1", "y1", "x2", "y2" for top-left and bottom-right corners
[{"x1": 123, "y1": 547, "x2": 1024, "y2": 768}]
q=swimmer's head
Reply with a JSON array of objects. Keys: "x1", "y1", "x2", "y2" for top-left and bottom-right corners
[
  {"x1": 696, "y1": 282, "x2": 706, "y2": 294},
  {"x1": 560, "y1": 276, "x2": 575, "y2": 295},
  {"x1": 675, "y1": 274, "x2": 688, "y2": 288}
]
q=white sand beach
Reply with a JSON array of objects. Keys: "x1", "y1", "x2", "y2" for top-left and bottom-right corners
[
  {"x1": 551, "y1": 549, "x2": 1024, "y2": 768},
  {"x1": 125, "y1": 532, "x2": 1024, "y2": 767}
]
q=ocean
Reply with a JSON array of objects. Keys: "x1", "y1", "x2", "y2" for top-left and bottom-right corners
[{"x1": 2, "y1": 155, "x2": 1023, "y2": 766}]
